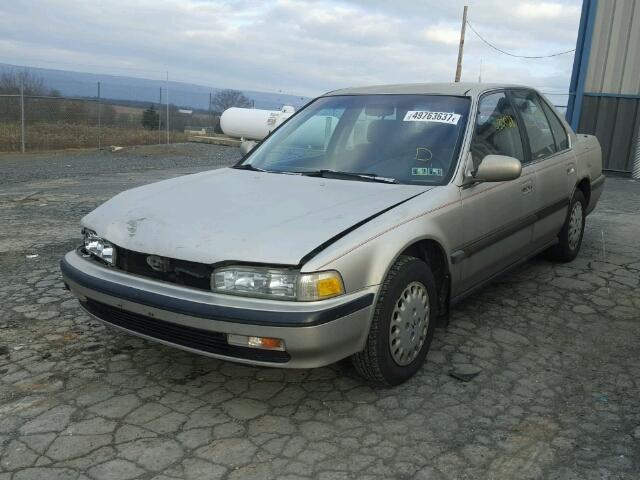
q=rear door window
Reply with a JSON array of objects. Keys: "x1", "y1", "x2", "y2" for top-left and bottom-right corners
[
  {"x1": 539, "y1": 99, "x2": 569, "y2": 151},
  {"x1": 510, "y1": 90, "x2": 557, "y2": 161}
]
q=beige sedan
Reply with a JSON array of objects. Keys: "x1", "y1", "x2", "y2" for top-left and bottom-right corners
[{"x1": 61, "y1": 83, "x2": 604, "y2": 385}]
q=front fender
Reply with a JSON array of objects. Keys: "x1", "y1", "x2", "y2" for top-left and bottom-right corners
[{"x1": 301, "y1": 186, "x2": 462, "y2": 295}]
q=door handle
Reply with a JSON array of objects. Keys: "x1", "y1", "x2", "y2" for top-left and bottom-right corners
[
  {"x1": 567, "y1": 166, "x2": 576, "y2": 175},
  {"x1": 521, "y1": 180, "x2": 534, "y2": 195}
]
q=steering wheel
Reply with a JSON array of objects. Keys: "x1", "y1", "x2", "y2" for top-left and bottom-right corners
[{"x1": 416, "y1": 150, "x2": 449, "y2": 173}]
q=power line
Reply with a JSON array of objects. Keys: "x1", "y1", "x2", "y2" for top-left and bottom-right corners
[{"x1": 466, "y1": 20, "x2": 575, "y2": 59}]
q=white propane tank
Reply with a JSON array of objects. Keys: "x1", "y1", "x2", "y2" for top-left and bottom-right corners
[{"x1": 220, "y1": 105, "x2": 295, "y2": 140}]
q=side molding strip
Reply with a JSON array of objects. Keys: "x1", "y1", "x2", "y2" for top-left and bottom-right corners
[{"x1": 450, "y1": 198, "x2": 569, "y2": 264}]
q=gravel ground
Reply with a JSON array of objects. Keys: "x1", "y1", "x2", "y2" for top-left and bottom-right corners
[
  {"x1": 0, "y1": 143, "x2": 639, "y2": 480},
  {"x1": 0, "y1": 144, "x2": 240, "y2": 186}
]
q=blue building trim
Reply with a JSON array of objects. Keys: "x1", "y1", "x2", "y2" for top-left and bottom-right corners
[
  {"x1": 567, "y1": 0, "x2": 598, "y2": 130},
  {"x1": 566, "y1": 0, "x2": 590, "y2": 122}
]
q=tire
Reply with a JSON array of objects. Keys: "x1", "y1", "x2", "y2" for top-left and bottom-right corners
[
  {"x1": 352, "y1": 255, "x2": 438, "y2": 386},
  {"x1": 546, "y1": 189, "x2": 586, "y2": 263}
]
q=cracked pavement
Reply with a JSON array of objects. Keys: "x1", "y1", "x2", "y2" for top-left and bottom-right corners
[{"x1": 1, "y1": 144, "x2": 639, "y2": 479}]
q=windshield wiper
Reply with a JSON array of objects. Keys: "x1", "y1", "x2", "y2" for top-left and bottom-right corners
[
  {"x1": 294, "y1": 169, "x2": 399, "y2": 184},
  {"x1": 234, "y1": 165, "x2": 399, "y2": 184},
  {"x1": 232, "y1": 163, "x2": 266, "y2": 172}
]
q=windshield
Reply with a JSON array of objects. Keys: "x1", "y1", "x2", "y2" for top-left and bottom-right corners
[{"x1": 240, "y1": 94, "x2": 471, "y2": 185}]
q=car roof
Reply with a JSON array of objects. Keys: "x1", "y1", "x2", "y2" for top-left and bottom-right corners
[{"x1": 322, "y1": 82, "x2": 532, "y2": 98}]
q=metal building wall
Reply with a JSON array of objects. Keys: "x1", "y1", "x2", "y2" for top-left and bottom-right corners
[
  {"x1": 579, "y1": 96, "x2": 640, "y2": 172},
  {"x1": 585, "y1": 0, "x2": 640, "y2": 95},
  {"x1": 568, "y1": 0, "x2": 640, "y2": 175}
]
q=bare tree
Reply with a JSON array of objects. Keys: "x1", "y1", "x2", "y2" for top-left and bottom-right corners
[
  {"x1": 0, "y1": 70, "x2": 47, "y2": 95},
  {"x1": 211, "y1": 89, "x2": 252, "y2": 113}
]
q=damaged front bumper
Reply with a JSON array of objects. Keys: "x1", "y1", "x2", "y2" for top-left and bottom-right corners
[{"x1": 60, "y1": 250, "x2": 375, "y2": 368}]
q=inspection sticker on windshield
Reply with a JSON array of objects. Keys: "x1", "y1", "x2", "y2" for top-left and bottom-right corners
[
  {"x1": 412, "y1": 167, "x2": 443, "y2": 176},
  {"x1": 403, "y1": 111, "x2": 461, "y2": 125}
]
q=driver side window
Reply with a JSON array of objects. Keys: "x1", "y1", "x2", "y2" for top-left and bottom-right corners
[{"x1": 471, "y1": 92, "x2": 525, "y2": 169}]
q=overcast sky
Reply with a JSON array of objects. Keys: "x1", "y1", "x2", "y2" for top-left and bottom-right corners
[{"x1": 0, "y1": 0, "x2": 582, "y2": 100}]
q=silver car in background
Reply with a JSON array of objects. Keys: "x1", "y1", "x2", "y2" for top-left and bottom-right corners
[{"x1": 61, "y1": 83, "x2": 604, "y2": 385}]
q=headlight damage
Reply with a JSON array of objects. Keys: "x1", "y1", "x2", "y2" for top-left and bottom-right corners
[
  {"x1": 211, "y1": 266, "x2": 344, "y2": 301},
  {"x1": 83, "y1": 229, "x2": 116, "y2": 265},
  {"x1": 81, "y1": 231, "x2": 344, "y2": 302}
]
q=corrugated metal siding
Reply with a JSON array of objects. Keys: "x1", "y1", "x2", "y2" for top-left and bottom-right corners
[
  {"x1": 622, "y1": 0, "x2": 640, "y2": 93},
  {"x1": 579, "y1": 96, "x2": 640, "y2": 171},
  {"x1": 585, "y1": 0, "x2": 640, "y2": 95}
]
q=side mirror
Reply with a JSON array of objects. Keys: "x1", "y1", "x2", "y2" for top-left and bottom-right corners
[
  {"x1": 473, "y1": 154, "x2": 522, "y2": 182},
  {"x1": 240, "y1": 140, "x2": 258, "y2": 155}
]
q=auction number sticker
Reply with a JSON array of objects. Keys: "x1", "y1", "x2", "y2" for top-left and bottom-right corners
[{"x1": 403, "y1": 111, "x2": 461, "y2": 125}]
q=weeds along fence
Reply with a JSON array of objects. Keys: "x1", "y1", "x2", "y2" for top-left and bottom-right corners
[{"x1": 0, "y1": 80, "x2": 220, "y2": 153}]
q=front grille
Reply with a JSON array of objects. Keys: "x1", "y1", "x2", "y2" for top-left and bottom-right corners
[
  {"x1": 81, "y1": 299, "x2": 290, "y2": 363},
  {"x1": 115, "y1": 247, "x2": 211, "y2": 291}
]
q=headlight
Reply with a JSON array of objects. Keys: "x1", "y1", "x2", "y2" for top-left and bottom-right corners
[
  {"x1": 83, "y1": 229, "x2": 116, "y2": 265},
  {"x1": 211, "y1": 266, "x2": 344, "y2": 301}
]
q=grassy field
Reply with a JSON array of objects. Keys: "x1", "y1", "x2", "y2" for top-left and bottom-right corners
[
  {"x1": 112, "y1": 104, "x2": 145, "y2": 115},
  {"x1": 0, "y1": 122, "x2": 187, "y2": 152}
]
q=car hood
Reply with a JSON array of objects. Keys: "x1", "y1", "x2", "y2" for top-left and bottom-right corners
[{"x1": 82, "y1": 168, "x2": 431, "y2": 265}]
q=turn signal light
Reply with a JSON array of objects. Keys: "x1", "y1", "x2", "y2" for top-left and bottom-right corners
[
  {"x1": 316, "y1": 277, "x2": 343, "y2": 297},
  {"x1": 227, "y1": 334, "x2": 285, "y2": 351}
]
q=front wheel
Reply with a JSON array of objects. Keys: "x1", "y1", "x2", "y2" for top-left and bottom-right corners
[
  {"x1": 351, "y1": 255, "x2": 438, "y2": 386},
  {"x1": 546, "y1": 189, "x2": 586, "y2": 263}
]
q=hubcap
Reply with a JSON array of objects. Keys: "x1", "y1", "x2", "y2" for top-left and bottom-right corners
[
  {"x1": 389, "y1": 281, "x2": 430, "y2": 366},
  {"x1": 568, "y1": 201, "x2": 583, "y2": 250}
]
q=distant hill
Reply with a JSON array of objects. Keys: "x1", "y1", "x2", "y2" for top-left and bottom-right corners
[{"x1": 0, "y1": 63, "x2": 310, "y2": 111}]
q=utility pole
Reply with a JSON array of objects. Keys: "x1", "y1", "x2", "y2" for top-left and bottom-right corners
[
  {"x1": 166, "y1": 71, "x2": 170, "y2": 145},
  {"x1": 97, "y1": 82, "x2": 101, "y2": 151},
  {"x1": 20, "y1": 75, "x2": 25, "y2": 153},
  {"x1": 158, "y1": 87, "x2": 162, "y2": 145},
  {"x1": 455, "y1": 5, "x2": 468, "y2": 82}
]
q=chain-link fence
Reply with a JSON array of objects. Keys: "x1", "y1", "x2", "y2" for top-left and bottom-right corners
[
  {"x1": 0, "y1": 65, "x2": 311, "y2": 154},
  {"x1": 0, "y1": 81, "x2": 222, "y2": 153},
  {"x1": 0, "y1": 64, "x2": 312, "y2": 154}
]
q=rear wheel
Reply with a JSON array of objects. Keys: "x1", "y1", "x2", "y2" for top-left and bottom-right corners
[
  {"x1": 547, "y1": 189, "x2": 586, "y2": 262},
  {"x1": 352, "y1": 255, "x2": 437, "y2": 386}
]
